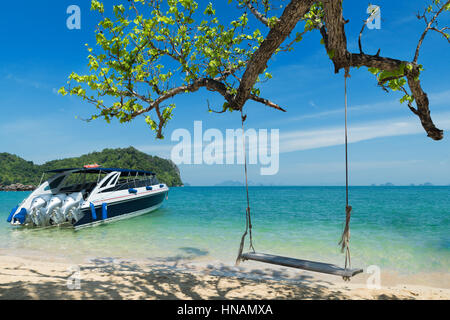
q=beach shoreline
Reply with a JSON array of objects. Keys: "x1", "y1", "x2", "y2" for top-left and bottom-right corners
[{"x1": 0, "y1": 252, "x2": 448, "y2": 300}]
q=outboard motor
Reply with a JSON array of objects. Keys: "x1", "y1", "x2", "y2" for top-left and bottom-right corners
[
  {"x1": 29, "y1": 195, "x2": 52, "y2": 226},
  {"x1": 46, "y1": 195, "x2": 66, "y2": 225},
  {"x1": 59, "y1": 192, "x2": 83, "y2": 224}
]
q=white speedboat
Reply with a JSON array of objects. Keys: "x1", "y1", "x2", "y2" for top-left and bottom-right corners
[{"x1": 7, "y1": 165, "x2": 169, "y2": 229}]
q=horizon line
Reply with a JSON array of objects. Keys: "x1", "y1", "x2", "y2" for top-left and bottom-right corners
[{"x1": 177, "y1": 184, "x2": 450, "y2": 187}]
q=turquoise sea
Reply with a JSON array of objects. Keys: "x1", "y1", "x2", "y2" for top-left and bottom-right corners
[{"x1": 0, "y1": 187, "x2": 449, "y2": 275}]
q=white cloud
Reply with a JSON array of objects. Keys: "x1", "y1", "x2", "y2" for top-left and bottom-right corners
[
  {"x1": 429, "y1": 89, "x2": 450, "y2": 105},
  {"x1": 279, "y1": 112, "x2": 450, "y2": 153},
  {"x1": 291, "y1": 160, "x2": 424, "y2": 171},
  {"x1": 279, "y1": 100, "x2": 396, "y2": 122},
  {"x1": 6, "y1": 74, "x2": 42, "y2": 89},
  {"x1": 135, "y1": 112, "x2": 450, "y2": 160},
  {"x1": 268, "y1": 89, "x2": 450, "y2": 125}
]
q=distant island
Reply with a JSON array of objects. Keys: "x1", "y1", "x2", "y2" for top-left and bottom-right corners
[
  {"x1": 372, "y1": 182, "x2": 435, "y2": 187},
  {"x1": 214, "y1": 180, "x2": 244, "y2": 187},
  {"x1": 0, "y1": 147, "x2": 182, "y2": 191},
  {"x1": 214, "y1": 180, "x2": 268, "y2": 187}
]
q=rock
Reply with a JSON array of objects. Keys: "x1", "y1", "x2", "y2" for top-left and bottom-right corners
[{"x1": 0, "y1": 183, "x2": 35, "y2": 191}]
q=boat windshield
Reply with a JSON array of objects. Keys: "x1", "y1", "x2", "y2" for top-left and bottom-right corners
[
  {"x1": 100, "y1": 173, "x2": 159, "y2": 192},
  {"x1": 43, "y1": 169, "x2": 158, "y2": 194},
  {"x1": 57, "y1": 171, "x2": 108, "y2": 194}
]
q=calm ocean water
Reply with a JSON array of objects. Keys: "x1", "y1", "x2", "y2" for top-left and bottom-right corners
[{"x1": 0, "y1": 187, "x2": 449, "y2": 274}]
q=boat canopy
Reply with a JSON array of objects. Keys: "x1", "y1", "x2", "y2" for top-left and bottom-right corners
[{"x1": 45, "y1": 168, "x2": 155, "y2": 175}]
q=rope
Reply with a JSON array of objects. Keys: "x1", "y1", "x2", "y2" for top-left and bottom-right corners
[
  {"x1": 236, "y1": 108, "x2": 255, "y2": 265},
  {"x1": 38, "y1": 172, "x2": 45, "y2": 186},
  {"x1": 235, "y1": 75, "x2": 355, "y2": 280},
  {"x1": 339, "y1": 70, "x2": 352, "y2": 281}
]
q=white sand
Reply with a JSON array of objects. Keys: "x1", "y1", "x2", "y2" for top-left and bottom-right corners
[{"x1": 0, "y1": 253, "x2": 448, "y2": 300}]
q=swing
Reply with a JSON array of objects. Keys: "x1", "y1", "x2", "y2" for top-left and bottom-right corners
[{"x1": 236, "y1": 73, "x2": 363, "y2": 280}]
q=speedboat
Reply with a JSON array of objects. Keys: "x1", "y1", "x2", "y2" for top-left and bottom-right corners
[{"x1": 6, "y1": 165, "x2": 169, "y2": 229}]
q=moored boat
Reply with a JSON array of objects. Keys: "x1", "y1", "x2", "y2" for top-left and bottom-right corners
[{"x1": 7, "y1": 166, "x2": 169, "y2": 229}]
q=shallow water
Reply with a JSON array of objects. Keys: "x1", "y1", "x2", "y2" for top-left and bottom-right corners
[{"x1": 0, "y1": 187, "x2": 449, "y2": 275}]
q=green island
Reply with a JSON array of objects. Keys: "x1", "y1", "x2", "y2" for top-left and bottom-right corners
[{"x1": 0, "y1": 147, "x2": 182, "y2": 190}]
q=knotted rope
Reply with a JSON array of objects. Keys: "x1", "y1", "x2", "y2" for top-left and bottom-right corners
[
  {"x1": 236, "y1": 108, "x2": 255, "y2": 265},
  {"x1": 339, "y1": 205, "x2": 352, "y2": 281}
]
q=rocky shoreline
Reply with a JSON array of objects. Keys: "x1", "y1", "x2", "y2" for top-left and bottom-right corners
[{"x1": 0, "y1": 183, "x2": 35, "y2": 191}]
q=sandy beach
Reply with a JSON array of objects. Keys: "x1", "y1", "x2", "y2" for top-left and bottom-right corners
[{"x1": 0, "y1": 253, "x2": 448, "y2": 300}]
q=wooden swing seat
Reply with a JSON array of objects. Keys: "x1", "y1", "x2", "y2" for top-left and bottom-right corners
[{"x1": 241, "y1": 252, "x2": 363, "y2": 278}]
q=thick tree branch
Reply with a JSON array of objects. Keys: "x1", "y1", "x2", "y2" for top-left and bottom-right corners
[
  {"x1": 124, "y1": 74, "x2": 280, "y2": 138},
  {"x1": 349, "y1": 53, "x2": 404, "y2": 71},
  {"x1": 405, "y1": 70, "x2": 443, "y2": 140},
  {"x1": 249, "y1": 94, "x2": 286, "y2": 112},
  {"x1": 347, "y1": 54, "x2": 443, "y2": 140},
  {"x1": 323, "y1": 0, "x2": 349, "y2": 73},
  {"x1": 231, "y1": 0, "x2": 315, "y2": 110},
  {"x1": 318, "y1": 0, "x2": 445, "y2": 140},
  {"x1": 130, "y1": 77, "x2": 283, "y2": 118}
]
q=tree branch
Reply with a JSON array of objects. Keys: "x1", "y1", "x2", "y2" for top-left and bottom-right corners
[
  {"x1": 319, "y1": 0, "x2": 444, "y2": 140},
  {"x1": 322, "y1": 0, "x2": 349, "y2": 73},
  {"x1": 130, "y1": 77, "x2": 284, "y2": 119},
  {"x1": 249, "y1": 94, "x2": 286, "y2": 112},
  {"x1": 231, "y1": 0, "x2": 315, "y2": 110},
  {"x1": 346, "y1": 55, "x2": 443, "y2": 140},
  {"x1": 358, "y1": 6, "x2": 380, "y2": 54},
  {"x1": 414, "y1": 0, "x2": 450, "y2": 63},
  {"x1": 430, "y1": 26, "x2": 450, "y2": 43},
  {"x1": 245, "y1": 1, "x2": 269, "y2": 26}
]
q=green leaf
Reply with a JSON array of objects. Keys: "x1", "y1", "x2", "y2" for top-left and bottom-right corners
[
  {"x1": 91, "y1": 0, "x2": 104, "y2": 13},
  {"x1": 327, "y1": 49, "x2": 335, "y2": 59},
  {"x1": 58, "y1": 87, "x2": 67, "y2": 96},
  {"x1": 204, "y1": 3, "x2": 215, "y2": 15},
  {"x1": 64, "y1": 0, "x2": 275, "y2": 139},
  {"x1": 368, "y1": 67, "x2": 379, "y2": 75}
]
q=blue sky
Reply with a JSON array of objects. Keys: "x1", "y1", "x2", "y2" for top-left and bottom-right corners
[{"x1": 0, "y1": 0, "x2": 449, "y2": 185}]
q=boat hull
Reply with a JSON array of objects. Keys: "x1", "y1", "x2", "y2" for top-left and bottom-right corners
[{"x1": 74, "y1": 190, "x2": 167, "y2": 229}]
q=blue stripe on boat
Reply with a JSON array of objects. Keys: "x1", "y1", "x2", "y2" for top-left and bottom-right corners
[
  {"x1": 89, "y1": 202, "x2": 97, "y2": 220},
  {"x1": 102, "y1": 203, "x2": 108, "y2": 220}
]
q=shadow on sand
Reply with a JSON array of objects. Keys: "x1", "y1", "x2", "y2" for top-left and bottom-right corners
[{"x1": 0, "y1": 247, "x2": 407, "y2": 300}]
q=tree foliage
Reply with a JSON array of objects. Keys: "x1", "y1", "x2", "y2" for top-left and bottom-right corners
[
  {"x1": 61, "y1": 0, "x2": 450, "y2": 140},
  {"x1": 0, "y1": 153, "x2": 37, "y2": 186},
  {"x1": 61, "y1": 0, "x2": 270, "y2": 138}
]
